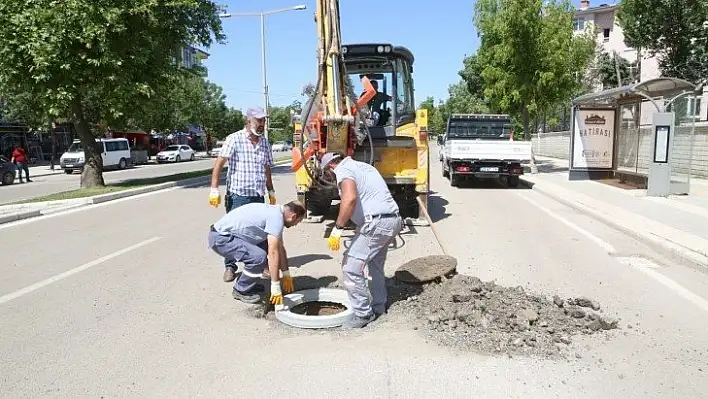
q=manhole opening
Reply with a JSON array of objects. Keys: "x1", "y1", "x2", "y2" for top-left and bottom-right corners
[{"x1": 290, "y1": 301, "x2": 347, "y2": 316}]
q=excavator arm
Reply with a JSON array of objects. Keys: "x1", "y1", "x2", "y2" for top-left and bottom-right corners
[{"x1": 291, "y1": 0, "x2": 375, "y2": 172}]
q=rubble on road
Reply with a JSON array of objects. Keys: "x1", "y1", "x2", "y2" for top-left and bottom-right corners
[{"x1": 388, "y1": 274, "x2": 619, "y2": 358}]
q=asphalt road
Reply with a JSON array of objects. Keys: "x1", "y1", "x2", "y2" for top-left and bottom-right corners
[
  {"x1": 1, "y1": 153, "x2": 707, "y2": 397},
  {"x1": 0, "y1": 159, "x2": 217, "y2": 205}
]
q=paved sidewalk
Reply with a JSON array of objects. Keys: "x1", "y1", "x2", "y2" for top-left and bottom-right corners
[{"x1": 523, "y1": 156, "x2": 708, "y2": 269}]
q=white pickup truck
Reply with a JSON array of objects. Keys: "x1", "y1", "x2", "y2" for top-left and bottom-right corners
[{"x1": 439, "y1": 114, "x2": 532, "y2": 187}]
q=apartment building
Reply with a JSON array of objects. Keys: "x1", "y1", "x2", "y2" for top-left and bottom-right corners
[
  {"x1": 573, "y1": 0, "x2": 707, "y2": 126},
  {"x1": 177, "y1": 45, "x2": 210, "y2": 71}
]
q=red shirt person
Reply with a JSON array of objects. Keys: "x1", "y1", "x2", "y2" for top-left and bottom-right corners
[{"x1": 11, "y1": 146, "x2": 32, "y2": 183}]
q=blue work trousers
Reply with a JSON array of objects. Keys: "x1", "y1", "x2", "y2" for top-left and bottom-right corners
[
  {"x1": 209, "y1": 229, "x2": 269, "y2": 294},
  {"x1": 223, "y1": 192, "x2": 265, "y2": 270}
]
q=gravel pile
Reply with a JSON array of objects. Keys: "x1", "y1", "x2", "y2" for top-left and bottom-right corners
[{"x1": 388, "y1": 274, "x2": 619, "y2": 357}]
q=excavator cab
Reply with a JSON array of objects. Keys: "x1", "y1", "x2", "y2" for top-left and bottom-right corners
[
  {"x1": 293, "y1": 42, "x2": 429, "y2": 222},
  {"x1": 342, "y1": 44, "x2": 417, "y2": 141}
]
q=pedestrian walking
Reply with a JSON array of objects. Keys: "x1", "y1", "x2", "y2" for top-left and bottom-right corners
[
  {"x1": 208, "y1": 107, "x2": 277, "y2": 283},
  {"x1": 11, "y1": 145, "x2": 32, "y2": 183},
  {"x1": 207, "y1": 201, "x2": 306, "y2": 305},
  {"x1": 321, "y1": 152, "x2": 403, "y2": 330}
]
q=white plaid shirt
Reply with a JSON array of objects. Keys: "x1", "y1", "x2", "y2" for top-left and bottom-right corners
[{"x1": 220, "y1": 129, "x2": 274, "y2": 197}]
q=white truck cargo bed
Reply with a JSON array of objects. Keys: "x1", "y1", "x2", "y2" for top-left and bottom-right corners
[{"x1": 445, "y1": 139, "x2": 532, "y2": 162}]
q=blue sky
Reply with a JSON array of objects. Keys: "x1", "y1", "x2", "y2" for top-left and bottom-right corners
[
  {"x1": 202, "y1": 0, "x2": 480, "y2": 111},
  {"x1": 202, "y1": 0, "x2": 586, "y2": 111}
]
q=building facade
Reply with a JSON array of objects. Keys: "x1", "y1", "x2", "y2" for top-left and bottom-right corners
[
  {"x1": 177, "y1": 45, "x2": 210, "y2": 71},
  {"x1": 573, "y1": 0, "x2": 707, "y2": 126}
]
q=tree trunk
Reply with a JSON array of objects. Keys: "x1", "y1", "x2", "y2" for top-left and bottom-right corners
[
  {"x1": 522, "y1": 105, "x2": 531, "y2": 140},
  {"x1": 71, "y1": 99, "x2": 105, "y2": 188}
]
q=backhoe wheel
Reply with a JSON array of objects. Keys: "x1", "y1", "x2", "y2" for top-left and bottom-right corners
[{"x1": 507, "y1": 175, "x2": 520, "y2": 188}]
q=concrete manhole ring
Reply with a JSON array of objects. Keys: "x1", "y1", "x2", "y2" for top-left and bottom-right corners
[
  {"x1": 275, "y1": 288, "x2": 353, "y2": 329},
  {"x1": 394, "y1": 255, "x2": 458, "y2": 284}
]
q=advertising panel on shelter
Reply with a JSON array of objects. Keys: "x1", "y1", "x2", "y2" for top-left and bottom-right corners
[{"x1": 571, "y1": 108, "x2": 616, "y2": 170}]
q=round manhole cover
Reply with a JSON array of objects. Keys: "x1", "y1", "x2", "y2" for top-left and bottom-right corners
[
  {"x1": 275, "y1": 288, "x2": 353, "y2": 329},
  {"x1": 395, "y1": 255, "x2": 458, "y2": 284}
]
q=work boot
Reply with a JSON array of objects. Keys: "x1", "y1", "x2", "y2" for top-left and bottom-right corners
[
  {"x1": 341, "y1": 313, "x2": 376, "y2": 330},
  {"x1": 232, "y1": 289, "x2": 262, "y2": 304},
  {"x1": 223, "y1": 266, "x2": 236, "y2": 282}
]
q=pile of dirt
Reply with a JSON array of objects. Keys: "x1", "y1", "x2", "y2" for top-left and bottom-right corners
[{"x1": 389, "y1": 274, "x2": 619, "y2": 357}]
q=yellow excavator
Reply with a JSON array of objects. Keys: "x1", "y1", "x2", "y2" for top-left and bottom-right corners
[{"x1": 291, "y1": 0, "x2": 430, "y2": 225}]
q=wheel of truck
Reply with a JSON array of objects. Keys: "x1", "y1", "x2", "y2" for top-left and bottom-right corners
[
  {"x1": 118, "y1": 158, "x2": 127, "y2": 169},
  {"x1": 442, "y1": 163, "x2": 449, "y2": 178},
  {"x1": 507, "y1": 175, "x2": 520, "y2": 188}
]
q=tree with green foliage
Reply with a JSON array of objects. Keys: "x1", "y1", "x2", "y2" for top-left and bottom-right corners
[
  {"x1": 591, "y1": 50, "x2": 639, "y2": 89},
  {"x1": 473, "y1": 0, "x2": 595, "y2": 139},
  {"x1": 458, "y1": 55, "x2": 487, "y2": 101},
  {"x1": 617, "y1": 0, "x2": 708, "y2": 84},
  {"x1": 0, "y1": 0, "x2": 224, "y2": 187}
]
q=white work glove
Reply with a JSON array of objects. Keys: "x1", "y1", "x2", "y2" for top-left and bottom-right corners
[
  {"x1": 268, "y1": 190, "x2": 276, "y2": 205},
  {"x1": 208, "y1": 188, "x2": 221, "y2": 207},
  {"x1": 270, "y1": 281, "x2": 283, "y2": 307}
]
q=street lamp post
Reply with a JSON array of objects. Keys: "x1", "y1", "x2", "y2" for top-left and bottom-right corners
[{"x1": 219, "y1": 4, "x2": 307, "y2": 140}]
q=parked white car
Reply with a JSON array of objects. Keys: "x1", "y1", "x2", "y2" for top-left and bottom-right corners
[
  {"x1": 156, "y1": 145, "x2": 195, "y2": 163},
  {"x1": 271, "y1": 141, "x2": 292, "y2": 152}
]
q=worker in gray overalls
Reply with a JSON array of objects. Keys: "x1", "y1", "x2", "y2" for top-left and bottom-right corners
[{"x1": 321, "y1": 152, "x2": 403, "y2": 330}]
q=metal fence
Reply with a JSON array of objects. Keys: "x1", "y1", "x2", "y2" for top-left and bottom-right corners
[{"x1": 532, "y1": 100, "x2": 708, "y2": 179}]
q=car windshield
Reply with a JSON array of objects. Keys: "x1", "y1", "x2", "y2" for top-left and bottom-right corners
[
  {"x1": 448, "y1": 119, "x2": 512, "y2": 140},
  {"x1": 165, "y1": 145, "x2": 180, "y2": 151},
  {"x1": 67, "y1": 142, "x2": 84, "y2": 152}
]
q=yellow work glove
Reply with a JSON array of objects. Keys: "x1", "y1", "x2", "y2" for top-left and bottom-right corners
[
  {"x1": 208, "y1": 188, "x2": 221, "y2": 208},
  {"x1": 327, "y1": 226, "x2": 343, "y2": 251},
  {"x1": 270, "y1": 281, "x2": 283, "y2": 306},
  {"x1": 281, "y1": 270, "x2": 294, "y2": 294},
  {"x1": 268, "y1": 190, "x2": 276, "y2": 205}
]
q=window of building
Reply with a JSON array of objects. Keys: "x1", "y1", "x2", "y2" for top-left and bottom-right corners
[
  {"x1": 573, "y1": 17, "x2": 585, "y2": 31},
  {"x1": 687, "y1": 97, "x2": 702, "y2": 118},
  {"x1": 603, "y1": 28, "x2": 611, "y2": 41}
]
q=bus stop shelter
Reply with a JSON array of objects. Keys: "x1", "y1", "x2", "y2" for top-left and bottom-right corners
[{"x1": 569, "y1": 77, "x2": 702, "y2": 196}]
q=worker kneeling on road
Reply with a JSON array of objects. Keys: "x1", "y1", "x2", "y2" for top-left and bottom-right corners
[
  {"x1": 208, "y1": 201, "x2": 307, "y2": 305},
  {"x1": 321, "y1": 152, "x2": 403, "y2": 330}
]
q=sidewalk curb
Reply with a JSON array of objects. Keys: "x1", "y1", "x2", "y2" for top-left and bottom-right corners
[
  {"x1": 0, "y1": 210, "x2": 42, "y2": 225},
  {"x1": 519, "y1": 177, "x2": 708, "y2": 269},
  {"x1": 1, "y1": 159, "x2": 292, "y2": 226}
]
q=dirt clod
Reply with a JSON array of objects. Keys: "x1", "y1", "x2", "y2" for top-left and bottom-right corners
[{"x1": 388, "y1": 274, "x2": 619, "y2": 358}]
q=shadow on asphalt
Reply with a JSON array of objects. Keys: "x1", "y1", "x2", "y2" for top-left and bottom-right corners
[
  {"x1": 452, "y1": 177, "x2": 531, "y2": 190},
  {"x1": 534, "y1": 159, "x2": 568, "y2": 174},
  {"x1": 288, "y1": 253, "x2": 333, "y2": 269},
  {"x1": 292, "y1": 275, "x2": 339, "y2": 290},
  {"x1": 427, "y1": 191, "x2": 450, "y2": 222}
]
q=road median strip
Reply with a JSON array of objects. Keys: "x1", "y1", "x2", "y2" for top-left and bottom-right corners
[
  {"x1": 519, "y1": 176, "x2": 708, "y2": 269},
  {"x1": 0, "y1": 157, "x2": 291, "y2": 225}
]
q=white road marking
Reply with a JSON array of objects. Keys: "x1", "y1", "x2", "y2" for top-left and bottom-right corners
[
  {"x1": 0, "y1": 236, "x2": 162, "y2": 305},
  {"x1": 616, "y1": 256, "x2": 708, "y2": 313},
  {"x1": 516, "y1": 192, "x2": 616, "y2": 254}
]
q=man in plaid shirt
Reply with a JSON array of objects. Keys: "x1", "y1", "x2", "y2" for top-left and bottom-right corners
[{"x1": 209, "y1": 107, "x2": 277, "y2": 282}]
